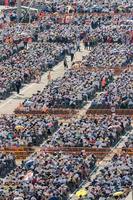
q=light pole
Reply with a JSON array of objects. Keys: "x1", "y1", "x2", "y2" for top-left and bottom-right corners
[{"x1": 17, "y1": 0, "x2": 21, "y2": 23}]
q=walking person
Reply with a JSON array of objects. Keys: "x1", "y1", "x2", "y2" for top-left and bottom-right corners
[{"x1": 47, "y1": 71, "x2": 52, "y2": 84}]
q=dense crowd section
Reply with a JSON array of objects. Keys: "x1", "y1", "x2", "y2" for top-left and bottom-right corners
[
  {"x1": 21, "y1": 0, "x2": 133, "y2": 14},
  {"x1": 43, "y1": 115, "x2": 131, "y2": 148},
  {"x1": 91, "y1": 70, "x2": 133, "y2": 109},
  {"x1": 0, "y1": 115, "x2": 132, "y2": 199},
  {"x1": 18, "y1": 68, "x2": 113, "y2": 110},
  {"x1": 0, "y1": 153, "x2": 16, "y2": 178},
  {"x1": 0, "y1": 1, "x2": 132, "y2": 99},
  {"x1": 0, "y1": 115, "x2": 58, "y2": 147},
  {"x1": 0, "y1": 0, "x2": 132, "y2": 200},
  {"x1": 82, "y1": 44, "x2": 133, "y2": 68},
  {"x1": 88, "y1": 135, "x2": 133, "y2": 200},
  {"x1": 0, "y1": 152, "x2": 96, "y2": 199},
  {"x1": 0, "y1": 11, "x2": 113, "y2": 99}
]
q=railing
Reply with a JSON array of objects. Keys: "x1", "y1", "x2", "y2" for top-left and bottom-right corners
[
  {"x1": 1, "y1": 146, "x2": 132, "y2": 160},
  {"x1": 14, "y1": 106, "x2": 78, "y2": 119},
  {"x1": 14, "y1": 106, "x2": 133, "y2": 118},
  {"x1": 41, "y1": 147, "x2": 133, "y2": 159},
  {"x1": 0, "y1": 147, "x2": 34, "y2": 159},
  {"x1": 87, "y1": 109, "x2": 133, "y2": 116}
]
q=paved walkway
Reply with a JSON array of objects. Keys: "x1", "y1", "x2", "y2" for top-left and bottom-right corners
[
  {"x1": 70, "y1": 128, "x2": 133, "y2": 200},
  {"x1": 0, "y1": 44, "x2": 88, "y2": 115},
  {"x1": 126, "y1": 192, "x2": 133, "y2": 200}
]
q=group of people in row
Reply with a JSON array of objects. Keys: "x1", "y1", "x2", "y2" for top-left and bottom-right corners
[
  {"x1": 0, "y1": 115, "x2": 58, "y2": 148},
  {"x1": 20, "y1": 0, "x2": 133, "y2": 14},
  {"x1": 43, "y1": 115, "x2": 131, "y2": 148},
  {"x1": 83, "y1": 43, "x2": 132, "y2": 68},
  {"x1": 15, "y1": 68, "x2": 133, "y2": 112},
  {"x1": 91, "y1": 70, "x2": 133, "y2": 109}
]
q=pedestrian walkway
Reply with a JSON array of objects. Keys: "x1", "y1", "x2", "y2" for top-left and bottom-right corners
[
  {"x1": 126, "y1": 192, "x2": 133, "y2": 200},
  {"x1": 0, "y1": 43, "x2": 88, "y2": 115}
]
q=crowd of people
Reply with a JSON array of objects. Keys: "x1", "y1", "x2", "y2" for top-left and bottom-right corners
[
  {"x1": 0, "y1": 20, "x2": 75, "y2": 98},
  {"x1": 43, "y1": 115, "x2": 131, "y2": 148},
  {"x1": 91, "y1": 70, "x2": 133, "y2": 109},
  {"x1": 0, "y1": 153, "x2": 16, "y2": 178},
  {"x1": 0, "y1": 1, "x2": 132, "y2": 200},
  {"x1": 0, "y1": 115, "x2": 58, "y2": 147},
  {"x1": 15, "y1": 68, "x2": 113, "y2": 111},
  {"x1": 0, "y1": 10, "x2": 112, "y2": 99},
  {"x1": 82, "y1": 15, "x2": 133, "y2": 68},
  {"x1": 82, "y1": 43, "x2": 133, "y2": 68},
  {"x1": 83, "y1": 17, "x2": 133, "y2": 47},
  {"x1": 21, "y1": 0, "x2": 133, "y2": 14},
  {"x1": 0, "y1": 114, "x2": 132, "y2": 199},
  {"x1": 0, "y1": 10, "x2": 132, "y2": 99},
  {"x1": 0, "y1": 151, "x2": 97, "y2": 200},
  {"x1": 1, "y1": 1, "x2": 128, "y2": 100},
  {"x1": 0, "y1": 41, "x2": 68, "y2": 98},
  {"x1": 88, "y1": 135, "x2": 133, "y2": 200}
]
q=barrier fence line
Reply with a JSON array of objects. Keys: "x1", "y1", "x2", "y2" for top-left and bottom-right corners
[
  {"x1": 1, "y1": 147, "x2": 132, "y2": 160},
  {"x1": 87, "y1": 109, "x2": 133, "y2": 116},
  {"x1": 13, "y1": 108, "x2": 133, "y2": 116},
  {"x1": 38, "y1": 11, "x2": 133, "y2": 18},
  {"x1": 14, "y1": 107, "x2": 79, "y2": 116}
]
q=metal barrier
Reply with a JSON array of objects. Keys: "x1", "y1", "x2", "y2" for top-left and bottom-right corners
[
  {"x1": 14, "y1": 107, "x2": 133, "y2": 118},
  {"x1": 87, "y1": 109, "x2": 133, "y2": 116},
  {"x1": 47, "y1": 108, "x2": 78, "y2": 118},
  {"x1": 72, "y1": 64, "x2": 131, "y2": 75},
  {"x1": 41, "y1": 147, "x2": 133, "y2": 160},
  {"x1": 1, "y1": 146, "x2": 132, "y2": 160},
  {"x1": 43, "y1": 11, "x2": 133, "y2": 18},
  {"x1": 0, "y1": 147, "x2": 34, "y2": 159},
  {"x1": 14, "y1": 107, "x2": 78, "y2": 118}
]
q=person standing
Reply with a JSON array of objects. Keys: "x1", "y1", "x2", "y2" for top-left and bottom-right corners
[
  {"x1": 101, "y1": 77, "x2": 106, "y2": 90},
  {"x1": 64, "y1": 57, "x2": 68, "y2": 69},
  {"x1": 83, "y1": 38, "x2": 88, "y2": 50},
  {"x1": 35, "y1": 68, "x2": 41, "y2": 83},
  {"x1": 77, "y1": 40, "x2": 80, "y2": 51},
  {"x1": 15, "y1": 78, "x2": 21, "y2": 94},
  {"x1": 70, "y1": 48, "x2": 75, "y2": 62}
]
